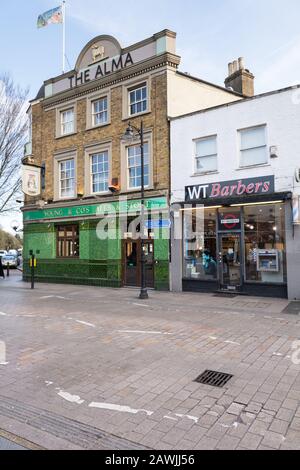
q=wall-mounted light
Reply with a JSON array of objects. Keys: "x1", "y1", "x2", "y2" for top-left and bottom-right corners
[{"x1": 270, "y1": 146, "x2": 278, "y2": 159}]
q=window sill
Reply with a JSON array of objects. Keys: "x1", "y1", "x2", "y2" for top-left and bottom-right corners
[
  {"x1": 85, "y1": 191, "x2": 111, "y2": 197},
  {"x1": 55, "y1": 132, "x2": 77, "y2": 140},
  {"x1": 53, "y1": 197, "x2": 78, "y2": 203},
  {"x1": 123, "y1": 110, "x2": 151, "y2": 121},
  {"x1": 126, "y1": 186, "x2": 152, "y2": 193},
  {"x1": 191, "y1": 171, "x2": 219, "y2": 177},
  {"x1": 86, "y1": 122, "x2": 111, "y2": 131},
  {"x1": 235, "y1": 163, "x2": 271, "y2": 171}
]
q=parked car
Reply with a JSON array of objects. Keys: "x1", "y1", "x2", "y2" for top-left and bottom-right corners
[
  {"x1": 8, "y1": 249, "x2": 18, "y2": 256},
  {"x1": 8, "y1": 250, "x2": 21, "y2": 266},
  {"x1": 0, "y1": 250, "x2": 7, "y2": 259},
  {"x1": 2, "y1": 254, "x2": 18, "y2": 268}
]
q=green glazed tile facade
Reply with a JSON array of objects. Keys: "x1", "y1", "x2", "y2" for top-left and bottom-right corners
[{"x1": 23, "y1": 202, "x2": 170, "y2": 290}]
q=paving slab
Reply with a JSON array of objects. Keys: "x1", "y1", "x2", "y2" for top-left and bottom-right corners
[{"x1": 0, "y1": 271, "x2": 299, "y2": 450}]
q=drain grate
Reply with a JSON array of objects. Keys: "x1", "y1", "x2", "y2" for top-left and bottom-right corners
[{"x1": 195, "y1": 370, "x2": 233, "y2": 388}]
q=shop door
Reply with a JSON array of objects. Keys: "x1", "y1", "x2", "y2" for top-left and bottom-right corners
[
  {"x1": 219, "y1": 233, "x2": 242, "y2": 291},
  {"x1": 144, "y1": 240, "x2": 155, "y2": 288},
  {"x1": 123, "y1": 240, "x2": 139, "y2": 287},
  {"x1": 123, "y1": 240, "x2": 154, "y2": 288}
]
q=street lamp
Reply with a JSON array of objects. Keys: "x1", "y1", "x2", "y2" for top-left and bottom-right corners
[{"x1": 122, "y1": 121, "x2": 148, "y2": 300}]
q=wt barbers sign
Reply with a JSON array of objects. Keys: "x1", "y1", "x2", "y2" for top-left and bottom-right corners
[{"x1": 185, "y1": 176, "x2": 275, "y2": 202}]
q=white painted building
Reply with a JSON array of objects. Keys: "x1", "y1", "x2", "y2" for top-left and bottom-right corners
[{"x1": 170, "y1": 85, "x2": 300, "y2": 300}]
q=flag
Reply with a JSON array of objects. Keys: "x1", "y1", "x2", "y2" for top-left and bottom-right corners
[{"x1": 37, "y1": 6, "x2": 63, "y2": 28}]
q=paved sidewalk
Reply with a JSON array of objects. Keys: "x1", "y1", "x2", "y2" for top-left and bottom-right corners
[
  {"x1": 0, "y1": 272, "x2": 299, "y2": 450},
  {"x1": 0, "y1": 437, "x2": 25, "y2": 450}
]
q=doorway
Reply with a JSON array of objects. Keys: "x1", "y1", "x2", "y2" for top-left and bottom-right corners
[
  {"x1": 219, "y1": 233, "x2": 242, "y2": 291},
  {"x1": 123, "y1": 239, "x2": 154, "y2": 288}
]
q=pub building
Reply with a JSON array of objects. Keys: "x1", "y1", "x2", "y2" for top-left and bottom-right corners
[
  {"x1": 22, "y1": 30, "x2": 239, "y2": 290},
  {"x1": 170, "y1": 67, "x2": 300, "y2": 300}
]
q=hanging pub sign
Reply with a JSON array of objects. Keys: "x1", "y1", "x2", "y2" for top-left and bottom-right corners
[
  {"x1": 185, "y1": 176, "x2": 275, "y2": 202},
  {"x1": 22, "y1": 165, "x2": 41, "y2": 197}
]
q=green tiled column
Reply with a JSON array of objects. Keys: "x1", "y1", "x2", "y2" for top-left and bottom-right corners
[
  {"x1": 154, "y1": 227, "x2": 169, "y2": 291},
  {"x1": 107, "y1": 217, "x2": 122, "y2": 286}
]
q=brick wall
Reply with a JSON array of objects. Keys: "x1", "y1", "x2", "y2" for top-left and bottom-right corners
[{"x1": 31, "y1": 72, "x2": 170, "y2": 203}]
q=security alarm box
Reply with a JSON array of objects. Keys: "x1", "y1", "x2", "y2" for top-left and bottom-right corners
[{"x1": 257, "y1": 250, "x2": 279, "y2": 273}]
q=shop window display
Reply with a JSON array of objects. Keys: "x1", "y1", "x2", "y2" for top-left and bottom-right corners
[
  {"x1": 183, "y1": 209, "x2": 217, "y2": 280},
  {"x1": 244, "y1": 203, "x2": 286, "y2": 283}
]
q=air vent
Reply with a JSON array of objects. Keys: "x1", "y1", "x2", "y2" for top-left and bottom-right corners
[{"x1": 194, "y1": 370, "x2": 233, "y2": 388}]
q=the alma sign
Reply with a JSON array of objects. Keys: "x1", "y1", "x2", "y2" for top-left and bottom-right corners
[
  {"x1": 68, "y1": 52, "x2": 134, "y2": 88},
  {"x1": 185, "y1": 176, "x2": 275, "y2": 202}
]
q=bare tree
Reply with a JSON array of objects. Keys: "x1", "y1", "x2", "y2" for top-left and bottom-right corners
[{"x1": 0, "y1": 74, "x2": 28, "y2": 214}]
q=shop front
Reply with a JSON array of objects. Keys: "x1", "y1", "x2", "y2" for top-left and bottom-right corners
[
  {"x1": 23, "y1": 196, "x2": 170, "y2": 291},
  {"x1": 180, "y1": 176, "x2": 292, "y2": 298}
]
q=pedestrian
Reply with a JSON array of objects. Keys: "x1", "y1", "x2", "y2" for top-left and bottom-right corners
[{"x1": 0, "y1": 257, "x2": 5, "y2": 279}]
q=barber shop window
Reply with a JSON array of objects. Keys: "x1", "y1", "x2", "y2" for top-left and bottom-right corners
[
  {"x1": 244, "y1": 203, "x2": 286, "y2": 284},
  {"x1": 183, "y1": 208, "x2": 217, "y2": 280},
  {"x1": 194, "y1": 136, "x2": 218, "y2": 174},
  {"x1": 239, "y1": 125, "x2": 267, "y2": 167},
  {"x1": 57, "y1": 225, "x2": 79, "y2": 258}
]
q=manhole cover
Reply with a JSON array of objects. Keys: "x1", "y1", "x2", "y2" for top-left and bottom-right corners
[{"x1": 195, "y1": 370, "x2": 233, "y2": 388}]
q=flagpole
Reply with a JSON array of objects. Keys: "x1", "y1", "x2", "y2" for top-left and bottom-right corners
[{"x1": 62, "y1": 0, "x2": 66, "y2": 73}]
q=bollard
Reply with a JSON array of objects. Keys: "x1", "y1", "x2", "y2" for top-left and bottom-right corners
[
  {"x1": 6, "y1": 263, "x2": 9, "y2": 277},
  {"x1": 31, "y1": 254, "x2": 35, "y2": 289}
]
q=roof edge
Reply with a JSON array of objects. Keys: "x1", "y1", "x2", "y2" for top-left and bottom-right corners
[{"x1": 169, "y1": 83, "x2": 300, "y2": 121}]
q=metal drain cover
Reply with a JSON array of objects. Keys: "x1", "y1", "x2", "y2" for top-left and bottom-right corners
[{"x1": 195, "y1": 370, "x2": 233, "y2": 388}]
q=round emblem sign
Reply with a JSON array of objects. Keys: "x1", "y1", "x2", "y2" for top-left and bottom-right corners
[{"x1": 222, "y1": 214, "x2": 240, "y2": 230}]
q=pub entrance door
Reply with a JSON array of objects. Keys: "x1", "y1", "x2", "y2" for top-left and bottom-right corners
[{"x1": 122, "y1": 239, "x2": 154, "y2": 288}]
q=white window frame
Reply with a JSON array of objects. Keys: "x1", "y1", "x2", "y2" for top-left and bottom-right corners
[
  {"x1": 239, "y1": 125, "x2": 268, "y2": 168},
  {"x1": 128, "y1": 83, "x2": 148, "y2": 117},
  {"x1": 122, "y1": 77, "x2": 151, "y2": 120},
  {"x1": 59, "y1": 158, "x2": 75, "y2": 199},
  {"x1": 54, "y1": 151, "x2": 77, "y2": 201},
  {"x1": 55, "y1": 102, "x2": 77, "y2": 138},
  {"x1": 90, "y1": 151, "x2": 109, "y2": 194},
  {"x1": 86, "y1": 91, "x2": 111, "y2": 130},
  {"x1": 194, "y1": 135, "x2": 218, "y2": 174},
  {"x1": 60, "y1": 108, "x2": 75, "y2": 136},
  {"x1": 92, "y1": 97, "x2": 108, "y2": 127},
  {"x1": 127, "y1": 142, "x2": 150, "y2": 190},
  {"x1": 84, "y1": 142, "x2": 112, "y2": 197}
]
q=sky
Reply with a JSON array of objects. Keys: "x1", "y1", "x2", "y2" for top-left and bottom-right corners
[{"x1": 1, "y1": 0, "x2": 300, "y2": 233}]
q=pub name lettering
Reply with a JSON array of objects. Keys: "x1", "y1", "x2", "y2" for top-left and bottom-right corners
[{"x1": 68, "y1": 53, "x2": 134, "y2": 88}]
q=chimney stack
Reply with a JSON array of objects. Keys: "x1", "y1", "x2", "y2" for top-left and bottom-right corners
[{"x1": 225, "y1": 57, "x2": 254, "y2": 97}]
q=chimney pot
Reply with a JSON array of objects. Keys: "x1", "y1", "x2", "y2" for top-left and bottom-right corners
[
  {"x1": 224, "y1": 57, "x2": 255, "y2": 97},
  {"x1": 238, "y1": 57, "x2": 245, "y2": 70}
]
